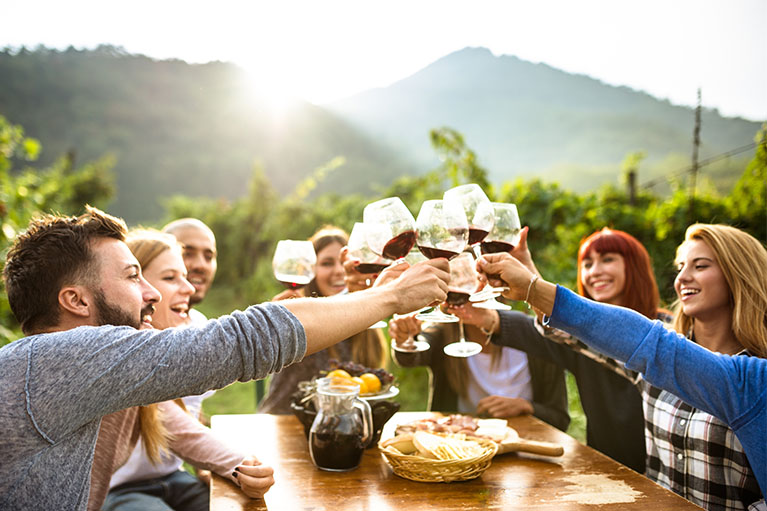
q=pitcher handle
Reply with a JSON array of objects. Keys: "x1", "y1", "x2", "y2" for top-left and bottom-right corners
[{"x1": 354, "y1": 397, "x2": 374, "y2": 447}]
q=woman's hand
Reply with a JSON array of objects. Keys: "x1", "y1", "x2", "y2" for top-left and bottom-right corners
[
  {"x1": 272, "y1": 288, "x2": 304, "y2": 301},
  {"x1": 388, "y1": 313, "x2": 423, "y2": 346},
  {"x1": 509, "y1": 226, "x2": 540, "y2": 276},
  {"x1": 340, "y1": 246, "x2": 372, "y2": 292},
  {"x1": 477, "y1": 252, "x2": 534, "y2": 301},
  {"x1": 234, "y1": 457, "x2": 275, "y2": 499},
  {"x1": 476, "y1": 395, "x2": 534, "y2": 418},
  {"x1": 444, "y1": 303, "x2": 498, "y2": 330}
]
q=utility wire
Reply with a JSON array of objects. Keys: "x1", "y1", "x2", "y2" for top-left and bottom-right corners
[{"x1": 641, "y1": 142, "x2": 757, "y2": 189}]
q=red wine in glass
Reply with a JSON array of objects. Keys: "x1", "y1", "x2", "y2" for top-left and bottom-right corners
[
  {"x1": 446, "y1": 290, "x2": 470, "y2": 306},
  {"x1": 416, "y1": 246, "x2": 460, "y2": 260},
  {"x1": 382, "y1": 230, "x2": 416, "y2": 260},
  {"x1": 355, "y1": 263, "x2": 390, "y2": 274},
  {"x1": 279, "y1": 278, "x2": 311, "y2": 290},
  {"x1": 468, "y1": 227, "x2": 489, "y2": 246}
]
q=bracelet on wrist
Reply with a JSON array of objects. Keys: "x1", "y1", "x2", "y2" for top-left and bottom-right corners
[{"x1": 524, "y1": 274, "x2": 539, "y2": 308}]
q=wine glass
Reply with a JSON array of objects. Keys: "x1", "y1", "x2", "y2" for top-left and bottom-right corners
[
  {"x1": 391, "y1": 247, "x2": 431, "y2": 353},
  {"x1": 414, "y1": 199, "x2": 468, "y2": 323},
  {"x1": 362, "y1": 197, "x2": 416, "y2": 263},
  {"x1": 346, "y1": 223, "x2": 392, "y2": 329},
  {"x1": 347, "y1": 222, "x2": 392, "y2": 278},
  {"x1": 470, "y1": 202, "x2": 521, "y2": 303},
  {"x1": 442, "y1": 252, "x2": 484, "y2": 357},
  {"x1": 272, "y1": 240, "x2": 316, "y2": 290},
  {"x1": 443, "y1": 184, "x2": 494, "y2": 258}
]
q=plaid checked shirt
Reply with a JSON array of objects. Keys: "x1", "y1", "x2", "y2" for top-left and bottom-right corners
[{"x1": 536, "y1": 320, "x2": 763, "y2": 511}]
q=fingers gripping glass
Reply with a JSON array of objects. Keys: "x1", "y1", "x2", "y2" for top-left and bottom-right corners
[
  {"x1": 413, "y1": 199, "x2": 468, "y2": 323},
  {"x1": 272, "y1": 240, "x2": 316, "y2": 290},
  {"x1": 470, "y1": 202, "x2": 522, "y2": 303}
]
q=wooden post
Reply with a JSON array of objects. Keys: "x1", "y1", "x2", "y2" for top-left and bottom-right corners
[{"x1": 689, "y1": 88, "x2": 702, "y2": 222}]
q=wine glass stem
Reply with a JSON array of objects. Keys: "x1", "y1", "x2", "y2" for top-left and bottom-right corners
[
  {"x1": 458, "y1": 321, "x2": 465, "y2": 343},
  {"x1": 472, "y1": 245, "x2": 482, "y2": 259}
]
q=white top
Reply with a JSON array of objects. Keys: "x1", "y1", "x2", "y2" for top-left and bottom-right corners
[
  {"x1": 108, "y1": 391, "x2": 216, "y2": 488},
  {"x1": 457, "y1": 346, "x2": 533, "y2": 414}
]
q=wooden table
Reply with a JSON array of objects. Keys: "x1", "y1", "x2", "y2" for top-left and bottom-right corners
[{"x1": 210, "y1": 412, "x2": 702, "y2": 510}]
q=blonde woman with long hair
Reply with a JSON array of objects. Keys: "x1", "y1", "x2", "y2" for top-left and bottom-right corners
[
  {"x1": 93, "y1": 229, "x2": 274, "y2": 511},
  {"x1": 478, "y1": 223, "x2": 767, "y2": 511}
]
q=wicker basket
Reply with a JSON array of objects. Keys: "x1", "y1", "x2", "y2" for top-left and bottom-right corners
[{"x1": 379, "y1": 433, "x2": 499, "y2": 483}]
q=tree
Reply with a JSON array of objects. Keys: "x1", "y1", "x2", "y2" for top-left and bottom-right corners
[{"x1": 0, "y1": 115, "x2": 115, "y2": 345}]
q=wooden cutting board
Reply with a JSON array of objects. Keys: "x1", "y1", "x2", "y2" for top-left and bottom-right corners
[{"x1": 496, "y1": 426, "x2": 564, "y2": 457}]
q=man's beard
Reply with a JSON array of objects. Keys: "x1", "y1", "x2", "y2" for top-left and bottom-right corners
[{"x1": 94, "y1": 290, "x2": 141, "y2": 329}]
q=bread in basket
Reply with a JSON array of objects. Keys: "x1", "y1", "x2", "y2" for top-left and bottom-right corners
[{"x1": 379, "y1": 431, "x2": 499, "y2": 483}]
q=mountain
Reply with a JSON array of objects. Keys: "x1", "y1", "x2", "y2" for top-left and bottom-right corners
[
  {"x1": 0, "y1": 46, "x2": 759, "y2": 222},
  {"x1": 0, "y1": 46, "x2": 412, "y2": 222},
  {"x1": 328, "y1": 47, "x2": 760, "y2": 190}
]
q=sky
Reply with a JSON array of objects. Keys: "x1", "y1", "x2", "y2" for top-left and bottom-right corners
[{"x1": 4, "y1": 0, "x2": 766, "y2": 121}]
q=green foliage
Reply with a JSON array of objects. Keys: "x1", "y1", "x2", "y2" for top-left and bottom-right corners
[{"x1": 0, "y1": 115, "x2": 115, "y2": 346}]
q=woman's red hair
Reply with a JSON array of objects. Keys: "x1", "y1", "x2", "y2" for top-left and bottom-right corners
[{"x1": 577, "y1": 228, "x2": 660, "y2": 320}]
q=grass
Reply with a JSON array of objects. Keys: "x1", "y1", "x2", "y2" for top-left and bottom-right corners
[{"x1": 198, "y1": 287, "x2": 588, "y2": 443}]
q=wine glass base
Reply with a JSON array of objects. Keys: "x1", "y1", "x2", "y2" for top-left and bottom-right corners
[
  {"x1": 415, "y1": 310, "x2": 459, "y2": 323},
  {"x1": 472, "y1": 299, "x2": 511, "y2": 310},
  {"x1": 469, "y1": 287, "x2": 509, "y2": 302},
  {"x1": 391, "y1": 339, "x2": 430, "y2": 353},
  {"x1": 443, "y1": 341, "x2": 483, "y2": 357},
  {"x1": 368, "y1": 320, "x2": 388, "y2": 329}
]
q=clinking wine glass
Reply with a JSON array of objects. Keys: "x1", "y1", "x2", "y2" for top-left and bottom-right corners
[
  {"x1": 391, "y1": 249, "x2": 431, "y2": 353},
  {"x1": 470, "y1": 202, "x2": 521, "y2": 303},
  {"x1": 272, "y1": 240, "x2": 316, "y2": 290},
  {"x1": 346, "y1": 222, "x2": 392, "y2": 281},
  {"x1": 362, "y1": 197, "x2": 417, "y2": 263},
  {"x1": 443, "y1": 184, "x2": 495, "y2": 259},
  {"x1": 347, "y1": 223, "x2": 392, "y2": 330},
  {"x1": 414, "y1": 199, "x2": 468, "y2": 323},
  {"x1": 442, "y1": 252, "x2": 484, "y2": 357}
]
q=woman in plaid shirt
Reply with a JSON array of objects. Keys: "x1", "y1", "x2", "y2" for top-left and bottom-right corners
[{"x1": 471, "y1": 224, "x2": 765, "y2": 511}]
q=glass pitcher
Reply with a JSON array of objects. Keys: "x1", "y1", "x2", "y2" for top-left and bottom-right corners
[{"x1": 309, "y1": 377, "x2": 373, "y2": 471}]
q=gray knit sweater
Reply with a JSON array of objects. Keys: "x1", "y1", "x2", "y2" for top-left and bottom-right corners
[{"x1": 0, "y1": 303, "x2": 306, "y2": 510}]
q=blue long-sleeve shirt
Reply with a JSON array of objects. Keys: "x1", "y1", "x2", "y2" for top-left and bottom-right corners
[{"x1": 549, "y1": 285, "x2": 767, "y2": 499}]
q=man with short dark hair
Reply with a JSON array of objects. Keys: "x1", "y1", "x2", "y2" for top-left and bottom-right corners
[
  {"x1": 0, "y1": 206, "x2": 450, "y2": 510},
  {"x1": 162, "y1": 218, "x2": 217, "y2": 311}
]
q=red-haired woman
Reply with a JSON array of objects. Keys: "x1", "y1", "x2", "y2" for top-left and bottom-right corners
[{"x1": 455, "y1": 227, "x2": 665, "y2": 474}]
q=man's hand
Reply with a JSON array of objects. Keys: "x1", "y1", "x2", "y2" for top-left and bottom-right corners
[
  {"x1": 234, "y1": 457, "x2": 275, "y2": 499},
  {"x1": 476, "y1": 395, "x2": 534, "y2": 418},
  {"x1": 386, "y1": 259, "x2": 450, "y2": 314},
  {"x1": 272, "y1": 288, "x2": 304, "y2": 301}
]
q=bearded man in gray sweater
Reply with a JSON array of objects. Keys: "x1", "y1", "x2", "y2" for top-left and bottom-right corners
[{"x1": 0, "y1": 206, "x2": 450, "y2": 511}]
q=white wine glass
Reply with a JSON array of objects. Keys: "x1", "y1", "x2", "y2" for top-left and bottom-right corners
[{"x1": 272, "y1": 240, "x2": 316, "y2": 290}]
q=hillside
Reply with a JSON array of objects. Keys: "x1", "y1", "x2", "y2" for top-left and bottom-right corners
[
  {"x1": 0, "y1": 46, "x2": 411, "y2": 222},
  {"x1": 0, "y1": 46, "x2": 759, "y2": 222},
  {"x1": 328, "y1": 47, "x2": 759, "y2": 191}
]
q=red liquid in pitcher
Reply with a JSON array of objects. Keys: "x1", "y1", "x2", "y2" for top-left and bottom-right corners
[{"x1": 309, "y1": 431, "x2": 366, "y2": 471}]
